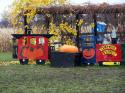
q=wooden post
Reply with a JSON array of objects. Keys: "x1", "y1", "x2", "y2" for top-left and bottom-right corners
[
  {"x1": 12, "y1": 37, "x2": 17, "y2": 58},
  {"x1": 76, "y1": 14, "x2": 80, "y2": 50},
  {"x1": 46, "y1": 15, "x2": 50, "y2": 34},
  {"x1": 93, "y1": 13, "x2": 97, "y2": 43},
  {"x1": 24, "y1": 15, "x2": 28, "y2": 34}
]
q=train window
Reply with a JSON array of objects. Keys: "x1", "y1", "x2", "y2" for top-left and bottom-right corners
[
  {"x1": 39, "y1": 38, "x2": 45, "y2": 45},
  {"x1": 23, "y1": 37, "x2": 27, "y2": 45},
  {"x1": 30, "y1": 38, "x2": 36, "y2": 45}
]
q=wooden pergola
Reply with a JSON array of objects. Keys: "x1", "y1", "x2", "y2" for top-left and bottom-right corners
[
  {"x1": 24, "y1": 4, "x2": 125, "y2": 49},
  {"x1": 37, "y1": 4, "x2": 125, "y2": 14}
]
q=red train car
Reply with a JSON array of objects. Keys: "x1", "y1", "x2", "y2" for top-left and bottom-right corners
[{"x1": 12, "y1": 34, "x2": 52, "y2": 64}]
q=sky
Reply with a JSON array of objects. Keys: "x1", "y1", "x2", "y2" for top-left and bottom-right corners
[
  {"x1": 0, "y1": 0, "x2": 14, "y2": 19},
  {"x1": 0, "y1": 0, "x2": 125, "y2": 20},
  {"x1": 70, "y1": 0, "x2": 125, "y2": 4}
]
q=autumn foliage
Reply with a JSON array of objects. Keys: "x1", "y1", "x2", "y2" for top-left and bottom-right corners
[
  {"x1": 10, "y1": 0, "x2": 68, "y2": 26},
  {"x1": 10, "y1": 0, "x2": 80, "y2": 46}
]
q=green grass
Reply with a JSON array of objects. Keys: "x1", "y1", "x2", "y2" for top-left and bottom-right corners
[
  {"x1": 0, "y1": 52, "x2": 16, "y2": 61},
  {"x1": 0, "y1": 52, "x2": 125, "y2": 93},
  {"x1": 0, "y1": 65, "x2": 125, "y2": 93}
]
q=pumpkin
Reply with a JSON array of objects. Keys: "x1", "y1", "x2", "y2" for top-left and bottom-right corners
[
  {"x1": 27, "y1": 48, "x2": 34, "y2": 59},
  {"x1": 83, "y1": 48, "x2": 95, "y2": 59},
  {"x1": 22, "y1": 47, "x2": 28, "y2": 57},
  {"x1": 21, "y1": 46, "x2": 44, "y2": 59},
  {"x1": 35, "y1": 47, "x2": 44, "y2": 58},
  {"x1": 59, "y1": 45, "x2": 78, "y2": 53}
]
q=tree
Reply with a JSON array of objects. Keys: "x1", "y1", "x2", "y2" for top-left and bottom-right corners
[
  {"x1": 0, "y1": 10, "x2": 12, "y2": 27},
  {"x1": 10, "y1": 0, "x2": 68, "y2": 26},
  {"x1": 10, "y1": 0, "x2": 79, "y2": 46}
]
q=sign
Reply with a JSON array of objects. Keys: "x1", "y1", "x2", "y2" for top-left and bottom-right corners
[{"x1": 96, "y1": 44, "x2": 122, "y2": 62}]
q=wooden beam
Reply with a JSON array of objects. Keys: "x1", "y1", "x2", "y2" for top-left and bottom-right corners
[
  {"x1": 23, "y1": 15, "x2": 28, "y2": 34},
  {"x1": 76, "y1": 14, "x2": 80, "y2": 50},
  {"x1": 93, "y1": 13, "x2": 97, "y2": 43}
]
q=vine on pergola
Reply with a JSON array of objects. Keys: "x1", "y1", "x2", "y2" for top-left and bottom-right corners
[
  {"x1": 10, "y1": 0, "x2": 68, "y2": 26},
  {"x1": 10, "y1": 0, "x2": 83, "y2": 46}
]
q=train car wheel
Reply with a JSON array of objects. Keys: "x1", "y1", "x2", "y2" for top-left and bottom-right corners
[
  {"x1": 98, "y1": 62, "x2": 103, "y2": 66},
  {"x1": 89, "y1": 63, "x2": 95, "y2": 66},
  {"x1": 36, "y1": 60, "x2": 45, "y2": 65},
  {"x1": 82, "y1": 63, "x2": 88, "y2": 66},
  {"x1": 20, "y1": 59, "x2": 28, "y2": 65}
]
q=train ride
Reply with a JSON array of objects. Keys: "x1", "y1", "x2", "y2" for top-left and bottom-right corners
[{"x1": 11, "y1": 24, "x2": 125, "y2": 66}]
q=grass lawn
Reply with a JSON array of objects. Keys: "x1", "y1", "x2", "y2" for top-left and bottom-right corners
[
  {"x1": 0, "y1": 52, "x2": 17, "y2": 62},
  {"x1": 0, "y1": 65, "x2": 125, "y2": 93}
]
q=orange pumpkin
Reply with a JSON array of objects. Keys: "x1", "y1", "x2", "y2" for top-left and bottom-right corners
[
  {"x1": 21, "y1": 46, "x2": 44, "y2": 59},
  {"x1": 35, "y1": 47, "x2": 44, "y2": 58},
  {"x1": 59, "y1": 45, "x2": 78, "y2": 53},
  {"x1": 22, "y1": 47, "x2": 28, "y2": 57},
  {"x1": 83, "y1": 48, "x2": 95, "y2": 59},
  {"x1": 27, "y1": 48, "x2": 34, "y2": 59}
]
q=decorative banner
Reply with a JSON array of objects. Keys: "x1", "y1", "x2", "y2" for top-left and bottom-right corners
[
  {"x1": 83, "y1": 48, "x2": 95, "y2": 59},
  {"x1": 96, "y1": 44, "x2": 122, "y2": 62}
]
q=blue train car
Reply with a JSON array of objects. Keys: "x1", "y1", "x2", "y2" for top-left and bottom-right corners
[
  {"x1": 80, "y1": 35, "x2": 96, "y2": 65},
  {"x1": 81, "y1": 22, "x2": 106, "y2": 65}
]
